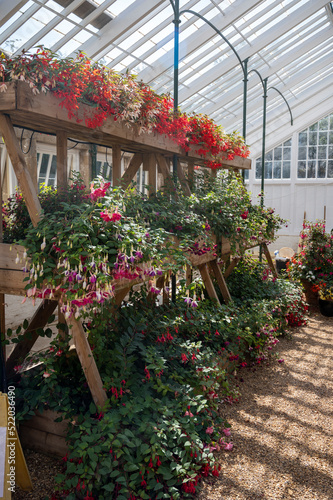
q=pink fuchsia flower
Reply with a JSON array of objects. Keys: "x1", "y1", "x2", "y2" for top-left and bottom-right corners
[
  {"x1": 184, "y1": 410, "x2": 194, "y2": 417},
  {"x1": 278, "y1": 358, "x2": 284, "y2": 363},
  {"x1": 241, "y1": 210, "x2": 248, "y2": 220},
  {"x1": 206, "y1": 426, "x2": 214, "y2": 435},
  {"x1": 224, "y1": 442, "x2": 233, "y2": 451},
  {"x1": 222, "y1": 428, "x2": 231, "y2": 437},
  {"x1": 89, "y1": 181, "x2": 111, "y2": 201}
]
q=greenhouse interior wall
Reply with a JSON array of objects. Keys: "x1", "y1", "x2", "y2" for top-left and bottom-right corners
[{"x1": 246, "y1": 111, "x2": 333, "y2": 253}]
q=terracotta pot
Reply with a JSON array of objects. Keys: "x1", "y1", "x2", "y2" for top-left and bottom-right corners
[{"x1": 301, "y1": 279, "x2": 318, "y2": 306}]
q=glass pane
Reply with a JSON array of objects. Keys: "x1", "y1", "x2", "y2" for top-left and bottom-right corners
[
  {"x1": 307, "y1": 161, "x2": 316, "y2": 178},
  {"x1": 298, "y1": 146, "x2": 307, "y2": 160},
  {"x1": 273, "y1": 161, "x2": 281, "y2": 178},
  {"x1": 244, "y1": 169, "x2": 249, "y2": 180},
  {"x1": 255, "y1": 160, "x2": 262, "y2": 179},
  {"x1": 49, "y1": 156, "x2": 57, "y2": 181},
  {"x1": 265, "y1": 161, "x2": 272, "y2": 179},
  {"x1": 329, "y1": 132, "x2": 333, "y2": 144},
  {"x1": 274, "y1": 147, "x2": 282, "y2": 161},
  {"x1": 96, "y1": 161, "x2": 102, "y2": 175},
  {"x1": 328, "y1": 146, "x2": 333, "y2": 159},
  {"x1": 328, "y1": 160, "x2": 333, "y2": 178},
  {"x1": 39, "y1": 154, "x2": 50, "y2": 177},
  {"x1": 319, "y1": 117, "x2": 329, "y2": 130},
  {"x1": 265, "y1": 150, "x2": 273, "y2": 162},
  {"x1": 298, "y1": 161, "x2": 306, "y2": 178},
  {"x1": 298, "y1": 131, "x2": 307, "y2": 145},
  {"x1": 283, "y1": 147, "x2": 291, "y2": 160},
  {"x1": 309, "y1": 132, "x2": 317, "y2": 145},
  {"x1": 282, "y1": 161, "x2": 290, "y2": 178},
  {"x1": 37, "y1": 152, "x2": 40, "y2": 162},
  {"x1": 309, "y1": 122, "x2": 318, "y2": 132},
  {"x1": 318, "y1": 146, "x2": 327, "y2": 159},
  {"x1": 308, "y1": 146, "x2": 317, "y2": 159},
  {"x1": 283, "y1": 139, "x2": 292, "y2": 147},
  {"x1": 319, "y1": 132, "x2": 328, "y2": 145},
  {"x1": 317, "y1": 160, "x2": 326, "y2": 178},
  {"x1": 330, "y1": 115, "x2": 333, "y2": 130}
]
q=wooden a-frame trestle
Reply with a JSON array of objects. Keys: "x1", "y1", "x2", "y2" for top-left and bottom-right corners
[{"x1": 0, "y1": 81, "x2": 277, "y2": 409}]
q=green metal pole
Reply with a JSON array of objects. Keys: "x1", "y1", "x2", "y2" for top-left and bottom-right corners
[
  {"x1": 172, "y1": 0, "x2": 180, "y2": 185},
  {"x1": 242, "y1": 57, "x2": 249, "y2": 181},
  {"x1": 259, "y1": 77, "x2": 268, "y2": 262}
]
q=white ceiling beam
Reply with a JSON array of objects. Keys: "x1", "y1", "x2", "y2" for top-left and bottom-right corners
[
  {"x1": 177, "y1": 0, "x2": 328, "y2": 103},
  {"x1": 0, "y1": 0, "x2": 26, "y2": 28},
  {"x1": 76, "y1": 0, "x2": 165, "y2": 60},
  {"x1": 139, "y1": 0, "x2": 263, "y2": 83},
  {"x1": 185, "y1": 25, "x2": 332, "y2": 117}
]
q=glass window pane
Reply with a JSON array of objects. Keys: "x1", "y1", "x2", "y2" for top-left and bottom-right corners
[
  {"x1": 330, "y1": 115, "x2": 333, "y2": 130},
  {"x1": 273, "y1": 161, "x2": 281, "y2": 178},
  {"x1": 265, "y1": 161, "x2": 272, "y2": 179},
  {"x1": 298, "y1": 146, "x2": 307, "y2": 160},
  {"x1": 298, "y1": 132, "x2": 307, "y2": 145},
  {"x1": 319, "y1": 132, "x2": 328, "y2": 145},
  {"x1": 265, "y1": 150, "x2": 273, "y2": 162},
  {"x1": 317, "y1": 160, "x2": 326, "y2": 178},
  {"x1": 318, "y1": 146, "x2": 327, "y2": 159},
  {"x1": 308, "y1": 146, "x2": 317, "y2": 159},
  {"x1": 309, "y1": 132, "x2": 317, "y2": 145},
  {"x1": 255, "y1": 159, "x2": 262, "y2": 179},
  {"x1": 328, "y1": 146, "x2": 333, "y2": 159},
  {"x1": 283, "y1": 147, "x2": 291, "y2": 160},
  {"x1": 49, "y1": 156, "x2": 57, "y2": 181},
  {"x1": 319, "y1": 117, "x2": 329, "y2": 130},
  {"x1": 298, "y1": 161, "x2": 306, "y2": 178},
  {"x1": 274, "y1": 147, "x2": 282, "y2": 161},
  {"x1": 96, "y1": 161, "x2": 102, "y2": 175},
  {"x1": 282, "y1": 161, "x2": 290, "y2": 178},
  {"x1": 328, "y1": 160, "x2": 333, "y2": 178},
  {"x1": 307, "y1": 161, "x2": 316, "y2": 178},
  {"x1": 244, "y1": 169, "x2": 249, "y2": 180},
  {"x1": 329, "y1": 132, "x2": 333, "y2": 144},
  {"x1": 283, "y1": 139, "x2": 292, "y2": 147},
  {"x1": 39, "y1": 154, "x2": 50, "y2": 178},
  {"x1": 309, "y1": 123, "x2": 318, "y2": 132}
]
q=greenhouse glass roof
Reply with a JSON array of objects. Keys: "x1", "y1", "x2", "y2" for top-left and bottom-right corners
[{"x1": 1, "y1": 0, "x2": 332, "y2": 157}]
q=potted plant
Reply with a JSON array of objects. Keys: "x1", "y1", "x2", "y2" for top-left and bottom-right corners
[
  {"x1": 287, "y1": 221, "x2": 333, "y2": 305},
  {"x1": 318, "y1": 279, "x2": 333, "y2": 317}
]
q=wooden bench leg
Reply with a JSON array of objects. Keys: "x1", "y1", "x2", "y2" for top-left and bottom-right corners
[
  {"x1": 198, "y1": 263, "x2": 220, "y2": 305},
  {"x1": 209, "y1": 260, "x2": 232, "y2": 304}
]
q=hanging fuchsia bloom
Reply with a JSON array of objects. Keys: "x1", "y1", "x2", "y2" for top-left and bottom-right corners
[
  {"x1": 89, "y1": 181, "x2": 111, "y2": 201},
  {"x1": 100, "y1": 207, "x2": 121, "y2": 222},
  {"x1": 241, "y1": 210, "x2": 249, "y2": 220}
]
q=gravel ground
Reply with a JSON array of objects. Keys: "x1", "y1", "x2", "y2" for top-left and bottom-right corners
[{"x1": 13, "y1": 309, "x2": 333, "y2": 500}]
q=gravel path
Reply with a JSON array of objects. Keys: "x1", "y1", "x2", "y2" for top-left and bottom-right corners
[
  {"x1": 13, "y1": 310, "x2": 333, "y2": 500},
  {"x1": 199, "y1": 310, "x2": 333, "y2": 500}
]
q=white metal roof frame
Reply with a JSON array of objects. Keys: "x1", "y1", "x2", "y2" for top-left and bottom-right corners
[{"x1": 0, "y1": 0, "x2": 332, "y2": 159}]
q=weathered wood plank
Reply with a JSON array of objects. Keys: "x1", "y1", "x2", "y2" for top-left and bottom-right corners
[
  {"x1": 0, "y1": 113, "x2": 41, "y2": 226},
  {"x1": 0, "y1": 243, "x2": 28, "y2": 270},
  {"x1": 120, "y1": 153, "x2": 143, "y2": 190},
  {"x1": 198, "y1": 263, "x2": 220, "y2": 305},
  {"x1": 146, "y1": 153, "x2": 156, "y2": 195},
  {"x1": 0, "y1": 269, "x2": 29, "y2": 295},
  {"x1": 177, "y1": 161, "x2": 191, "y2": 196},
  {"x1": 68, "y1": 318, "x2": 107, "y2": 409},
  {"x1": 56, "y1": 131, "x2": 68, "y2": 190},
  {"x1": 209, "y1": 259, "x2": 231, "y2": 304},
  {"x1": 6, "y1": 299, "x2": 58, "y2": 377},
  {"x1": 262, "y1": 243, "x2": 278, "y2": 278},
  {"x1": 112, "y1": 144, "x2": 122, "y2": 186},
  {"x1": 155, "y1": 153, "x2": 178, "y2": 198}
]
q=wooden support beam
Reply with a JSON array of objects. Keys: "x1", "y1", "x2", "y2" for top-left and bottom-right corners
[
  {"x1": 177, "y1": 161, "x2": 191, "y2": 196},
  {"x1": 6, "y1": 300, "x2": 58, "y2": 377},
  {"x1": 68, "y1": 318, "x2": 107, "y2": 409},
  {"x1": 146, "y1": 153, "x2": 156, "y2": 196},
  {"x1": 262, "y1": 243, "x2": 278, "y2": 278},
  {"x1": 0, "y1": 114, "x2": 41, "y2": 226},
  {"x1": 112, "y1": 144, "x2": 122, "y2": 186},
  {"x1": 186, "y1": 264, "x2": 192, "y2": 287},
  {"x1": 224, "y1": 257, "x2": 240, "y2": 279},
  {"x1": 56, "y1": 131, "x2": 68, "y2": 190},
  {"x1": 209, "y1": 260, "x2": 231, "y2": 304},
  {"x1": 120, "y1": 153, "x2": 143, "y2": 190},
  {"x1": 155, "y1": 153, "x2": 178, "y2": 198},
  {"x1": 187, "y1": 159, "x2": 195, "y2": 190},
  {"x1": 198, "y1": 263, "x2": 220, "y2": 305}
]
